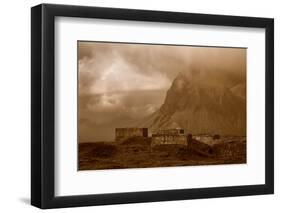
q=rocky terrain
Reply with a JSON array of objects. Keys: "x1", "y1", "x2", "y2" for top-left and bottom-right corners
[{"x1": 79, "y1": 136, "x2": 246, "y2": 170}]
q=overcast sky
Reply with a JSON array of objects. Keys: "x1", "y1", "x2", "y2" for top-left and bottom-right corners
[{"x1": 78, "y1": 41, "x2": 246, "y2": 142}]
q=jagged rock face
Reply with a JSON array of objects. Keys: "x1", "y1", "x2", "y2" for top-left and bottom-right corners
[{"x1": 143, "y1": 72, "x2": 246, "y2": 136}]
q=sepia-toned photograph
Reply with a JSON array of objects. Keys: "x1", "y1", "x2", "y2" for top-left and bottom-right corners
[{"x1": 78, "y1": 41, "x2": 246, "y2": 171}]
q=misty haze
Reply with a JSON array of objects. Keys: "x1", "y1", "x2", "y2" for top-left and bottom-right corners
[{"x1": 78, "y1": 41, "x2": 246, "y2": 170}]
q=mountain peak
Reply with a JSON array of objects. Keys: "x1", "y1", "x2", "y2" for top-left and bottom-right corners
[{"x1": 140, "y1": 72, "x2": 246, "y2": 136}]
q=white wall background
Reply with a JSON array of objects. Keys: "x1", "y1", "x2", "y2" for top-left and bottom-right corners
[{"x1": 0, "y1": 0, "x2": 279, "y2": 212}]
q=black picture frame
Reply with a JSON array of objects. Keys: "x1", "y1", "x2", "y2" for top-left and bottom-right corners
[{"x1": 31, "y1": 3, "x2": 274, "y2": 209}]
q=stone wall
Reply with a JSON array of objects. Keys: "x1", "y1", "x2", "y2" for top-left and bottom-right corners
[
  {"x1": 155, "y1": 129, "x2": 185, "y2": 135},
  {"x1": 115, "y1": 128, "x2": 148, "y2": 142},
  {"x1": 151, "y1": 129, "x2": 187, "y2": 147}
]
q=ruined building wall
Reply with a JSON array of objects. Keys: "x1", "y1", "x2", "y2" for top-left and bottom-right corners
[
  {"x1": 115, "y1": 128, "x2": 148, "y2": 142},
  {"x1": 151, "y1": 134, "x2": 187, "y2": 146},
  {"x1": 151, "y1": 129, "x2": 187, "y2": 146},
  {"x1": 155, "y1": 129, "x2": 185, "y2": 135}
]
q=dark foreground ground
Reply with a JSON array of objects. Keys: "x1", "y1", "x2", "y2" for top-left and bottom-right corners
[{"x1": 79, "y1": 136, "x2": 246, "y2": 170}]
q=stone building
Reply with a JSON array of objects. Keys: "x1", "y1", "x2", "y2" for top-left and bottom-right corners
[
  {"x1": 115, "y1": 128, "x2": 148, "y2": 142},
  {"x1": 151, "y1": 128, "x2": 187, "y2": 147}
]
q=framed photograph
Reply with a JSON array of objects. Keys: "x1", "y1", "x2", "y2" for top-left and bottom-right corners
[{"x1": 31, "y1": 4, "x2": 274, "y2": 209}]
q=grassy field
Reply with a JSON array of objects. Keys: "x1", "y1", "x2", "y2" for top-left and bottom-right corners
[{"x1": 78, "y1": 136, "x2": 246, "y2": 170}]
